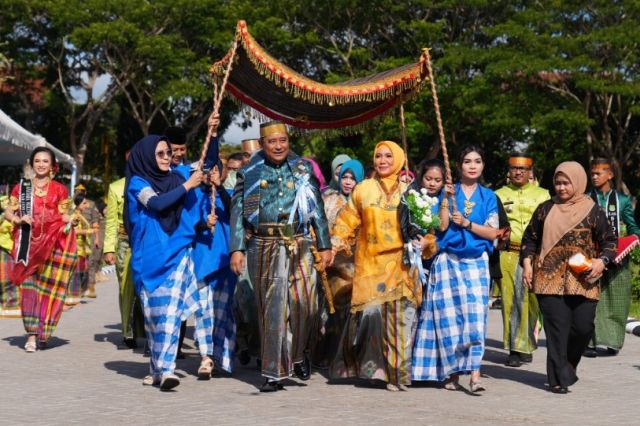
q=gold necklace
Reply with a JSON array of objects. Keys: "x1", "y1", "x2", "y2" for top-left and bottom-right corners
[{"x1": 33, "y1": 177, "x2": 50, "y2": 197}]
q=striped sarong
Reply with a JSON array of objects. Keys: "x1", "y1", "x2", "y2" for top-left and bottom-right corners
[
  {"x1": 592, "y1": 262, "x2": 632, "y2": 350},
  {"x1": 140, "y1": 249, "x2": 201, "y2": 376},
  {"x1": 330, "y1": 297, "x2": 417, "y2": 385},
  {"x1": 246, "y1": 235, "x2": 317, "y2": 380},
  {"x1": 499, "y1": 250, "x2": 541, "y2": 354},
  {"x1": 21, "y1": 246, "x2": 77, "y2": 342},
  {"x1": 1, "y1": 249, "x2": 21, "y2": 318},
  {"x1": 412, "y1": 252, "x2": 490, "y2": 382}
]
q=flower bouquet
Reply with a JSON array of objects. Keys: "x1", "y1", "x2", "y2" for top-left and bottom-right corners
[
  {"x1": 405, "y1": 188, "x2": 440, "y2": 260},
  {"x1": 405, "y1": 188, "x2": 440, "y2": 233}
]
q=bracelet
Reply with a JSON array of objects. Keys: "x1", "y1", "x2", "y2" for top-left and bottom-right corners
[{"x1": 465, "y1": 221, "x2": 473, "y2": 231}]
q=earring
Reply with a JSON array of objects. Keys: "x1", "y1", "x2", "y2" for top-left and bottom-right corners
[{"x1": 50, "y1": 170, "x2": 54, "y2": 179}]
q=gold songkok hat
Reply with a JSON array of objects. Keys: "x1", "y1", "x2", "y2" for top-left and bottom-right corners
[
  {"x1": 260, "y1": 121, "x2": 288, "y2": 139},
  {"x1": 74, "y1": 183, "x2": 87, "y2": 192},
  {"x1": 241, "y1": 139, "x2": 261, "y2": 154},
  {"x1": 508, "y1": 155, "x2": 533, "y2": 168}
]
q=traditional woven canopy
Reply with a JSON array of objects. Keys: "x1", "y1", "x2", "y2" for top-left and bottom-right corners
[{"x1": 210, "y1": 21, "x2": 430, "y2": 131}]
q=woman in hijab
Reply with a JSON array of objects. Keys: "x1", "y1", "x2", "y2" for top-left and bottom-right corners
[
  {"x1": 312, "y1": 159, "x2": 364, "y2": 367},
  {"x1": 326, "y1": 154, "x2": 352, "y2": 194},
  {"x1": 125, "y1": 134, "x2": 204, "y2": 391},
  {"x1": 330, "y1": 141, "x2": 420, "y2": 391},
  {"x1": 521, "y1": 161, "x2": 616, "y2": 394}
]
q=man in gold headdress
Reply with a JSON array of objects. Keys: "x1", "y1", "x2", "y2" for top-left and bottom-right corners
[
  {"x1": 229, "y1": 121, "x2": 332, "y2": 392},
  {"x1": 495, "y1": 153, "x2": 550, "y2": 367}
]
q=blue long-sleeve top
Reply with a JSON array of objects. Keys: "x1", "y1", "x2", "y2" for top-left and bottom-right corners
[{"x1": 193, "y1": 186, "x2": 233, "y2": 282}]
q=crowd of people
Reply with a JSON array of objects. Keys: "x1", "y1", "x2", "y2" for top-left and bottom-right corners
[{"x1": 1, "y1": 116, "x2": 638, "y2": 395}]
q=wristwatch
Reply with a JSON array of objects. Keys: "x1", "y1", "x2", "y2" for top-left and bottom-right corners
[
  {"x1": 465, "y1": 220, "x2": 473, "y2": 231},
  {"x1": 598, "y1": 256, "x2": 610, "y2": 266}
]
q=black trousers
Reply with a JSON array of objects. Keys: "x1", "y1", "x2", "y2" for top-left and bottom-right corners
[{"x1": 537, "y1": 295, "x2": 597, "y2": 388}]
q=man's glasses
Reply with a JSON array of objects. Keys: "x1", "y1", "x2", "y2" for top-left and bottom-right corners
[{"x1": 156, "y1": 149, "x2": 173, "y2": 159}]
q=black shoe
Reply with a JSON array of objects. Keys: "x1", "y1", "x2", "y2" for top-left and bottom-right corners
[
  {"x1": 123, "y1": 337, "x2": 138, "y2": 349},
  {"x1": 605, "y1": 347, "x2": 619, "y2": 356},
  {"x1": 260, "y1": 379, "x2": 283, "y2": 392},
  {"x1": 490, "y1": 298, "x2": 502, "y2": 310},
  {"x1": 519, "y1": 353, "x2": 533, "y2": 363},
  {"x1": 238, "y1": 349, "x2": 250, "y2": 366},
  {"x1": 551, "y1": 386, "x2": 568, "y2": 394},
  {"x1": 583, "y1": 347, "x2": 597, "y2": 358},
  {"x1": 294, "y1": 356, "x2": 311, "y2": 381},
  {"x1": 506, "y1": 352, "x2": 522, "y2": 368}
]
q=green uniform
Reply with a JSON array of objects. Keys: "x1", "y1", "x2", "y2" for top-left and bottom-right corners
[
  {"x1": 103, "y1": 178, "x2": 144, "y2": 340},
  {"x1": 495, "y1": 183, "x2": 550, "y2": 354},
  {"x1": 591, "y1": 189, "x2": 640, "y2": 351}
]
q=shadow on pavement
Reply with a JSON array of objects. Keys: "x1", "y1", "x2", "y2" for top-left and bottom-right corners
[
  {"x1": 2, "y1": 335, "x2": 69, "y2": 349},
  {"x1": 102, "y1": 323, "x2": 122, "y2": 331},
  {"x1": 104, "y1": 360, "x2": 149, "y2": 380},
  {"x1": 480, "y1": 361, "x2": 547, "y2": 390}
]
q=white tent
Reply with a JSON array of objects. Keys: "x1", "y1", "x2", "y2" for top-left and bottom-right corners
[{"x1": 0, "y1": 108, "x2": 77, "y2": 188}]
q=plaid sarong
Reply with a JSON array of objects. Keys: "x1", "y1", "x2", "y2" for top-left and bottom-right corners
[
  {"x1": 65, "y1": 257, "x2": 87, "y2": 306},
  {"x1": 140, "y1": 249, "x2": 201, "y2": 376},
  {"x1": 412, "y1": 252, "x2": 490, "y2": 381},
  {"x1": 592, "y1": 262, "x2": 632, "y2": 350},
  {"x1": 21, "y1": 246, "x2": 77, "y2": 342},
  {"x1": 1, "y1": 249, "x2": 21, "y2": 317},
  {"x1": 194, "y1": 267, "x2": 237, "y2": 372}
]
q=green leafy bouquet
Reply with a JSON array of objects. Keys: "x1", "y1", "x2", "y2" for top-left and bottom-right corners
[{"x1": 405, "y1": 188, "x2": 440, "y2": 232}]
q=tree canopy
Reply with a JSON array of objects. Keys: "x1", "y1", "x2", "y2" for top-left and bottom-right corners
[{"x1": 1, "y1": 0, "x2": 639, "y2": 193}]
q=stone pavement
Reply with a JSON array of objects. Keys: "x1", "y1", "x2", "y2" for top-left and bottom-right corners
[{"x1": 1, "y1": 276, "x2": 639, "y2": 426}]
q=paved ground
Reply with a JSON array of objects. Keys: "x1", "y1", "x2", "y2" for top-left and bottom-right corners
[{"x1": 0, "y1": 275, "x2": 639, "y2": 426}]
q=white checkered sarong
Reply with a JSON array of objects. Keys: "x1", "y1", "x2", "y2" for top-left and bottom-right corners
[
  {"x1": 411, "y1": 251, "x2": 490, "y2": 382},
  {"x1": 194, "y1": 268, "x2": 237, "y2": 372},
  {"x1": 140, "y1": 248, "x2": 201, "y2": 376}
]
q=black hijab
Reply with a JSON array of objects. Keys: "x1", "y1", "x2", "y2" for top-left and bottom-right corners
[{"x1": 124, "y1": 135, "x2": 186, "y2": 235}]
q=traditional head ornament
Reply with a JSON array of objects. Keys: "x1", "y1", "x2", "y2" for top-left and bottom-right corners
[
  {"x1": 508, "y1": 154, "x2": 533, "y2": 168},
  {"x1": 260, "y1": 121, "x2": 288, "y2": 139},
  {"x1": 590, "y1": 158, "x2": 612, "y2": 171},
  {"x1": 74, "y1": 183, "x2": 87, "y2": 192},
  {"x1": 241, "y1": 138, "x2": 261, "y2": 154}
]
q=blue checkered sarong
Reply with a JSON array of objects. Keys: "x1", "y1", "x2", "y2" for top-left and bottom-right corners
[
  {"x1": 411, "y1": 251, "x2": 490, "y2": 382},
  {"x1": 140, "y1": 248, "x2": 201, "y2": 376},
  {"x1": 194, "y1": 267, "x2": 237, "y2": 372}
]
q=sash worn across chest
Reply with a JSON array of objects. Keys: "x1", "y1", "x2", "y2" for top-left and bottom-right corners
[
  {"x1": 591, "y1": 190, "x2": 619, "y2": 237},
  {"x1": 16, "y1": 179, "x2": 33, "y2": 265}
]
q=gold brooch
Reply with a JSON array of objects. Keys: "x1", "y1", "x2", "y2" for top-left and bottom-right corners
[
  {"x1": 463, "y1": 200, "x2": 476, "y2": 218},
  {"x1": 287, "y1": 181, "x2": 294, "y2": 189},
  {"x1": 260, "y1": 179, "x2": 268, "y2": 189}
]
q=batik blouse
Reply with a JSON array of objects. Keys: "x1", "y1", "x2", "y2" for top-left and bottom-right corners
[{"x1": 520, "y1": 200, "x2": 617, "y2": 300}]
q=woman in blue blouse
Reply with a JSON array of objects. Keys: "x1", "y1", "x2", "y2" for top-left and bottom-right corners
[
  {"x1": 125, "y1": 135, "x2": 204, "y2": 391},
  {"x1": 412, "y1": 145, "x2": 500, "y2": 392}
]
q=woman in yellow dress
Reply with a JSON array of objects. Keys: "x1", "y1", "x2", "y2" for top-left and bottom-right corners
[
  {"x1": 330, "y1": 141, "x2": 420, "y2": 391},
  {"x1": 65, "y1": 193, "x2": 94, "y2": 307}
]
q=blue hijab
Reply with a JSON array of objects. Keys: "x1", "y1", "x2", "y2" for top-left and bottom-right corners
[
  {"x1": 124, "y1": 135, "x2": 186, "y2": 235},
  {"x1": 338, "y1": 159, "x2": 364, "y2": 193}
]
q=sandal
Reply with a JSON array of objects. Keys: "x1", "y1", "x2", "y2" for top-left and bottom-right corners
[
  {"x1": 443, "y1": 379, "x2": 462, "y2": 391},
  {"x1": 197, "y1": 358, "x2": 214, "y2": 380},
  {"x1": 469, "y1": 380, "x2": 486, "y2": 393}
]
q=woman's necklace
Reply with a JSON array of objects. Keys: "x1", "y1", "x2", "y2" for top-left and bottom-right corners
[
  {"x1": 461, "y1": 182, "x2": 477, "y2": 218},
  {"x1": 33, "y1": 177, "x2": 51, "y2": 197}
]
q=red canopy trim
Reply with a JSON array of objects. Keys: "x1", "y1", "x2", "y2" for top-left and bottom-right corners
[{"x1": 210, "y1": 20, "x2": 430, "y2": 130}]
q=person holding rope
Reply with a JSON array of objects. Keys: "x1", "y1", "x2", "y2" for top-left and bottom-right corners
[
  {"x1": 124, "y1": 134, "x2": 206, "y2": 391},
  {"x1": 412, "y1": 145, "x2": 501, "y2": 393},
  {"x1": 229, "y1": 121, "x2": 332, "y2": 392}
]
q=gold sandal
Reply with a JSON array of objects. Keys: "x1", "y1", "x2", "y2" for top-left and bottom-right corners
[{"x1": 197, "y1": 358, "x2": 214, "y2": 380}]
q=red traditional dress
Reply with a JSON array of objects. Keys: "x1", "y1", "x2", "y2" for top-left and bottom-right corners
[{"x1": 9, "y1": 180, "x2": 77, "y2": 343}]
